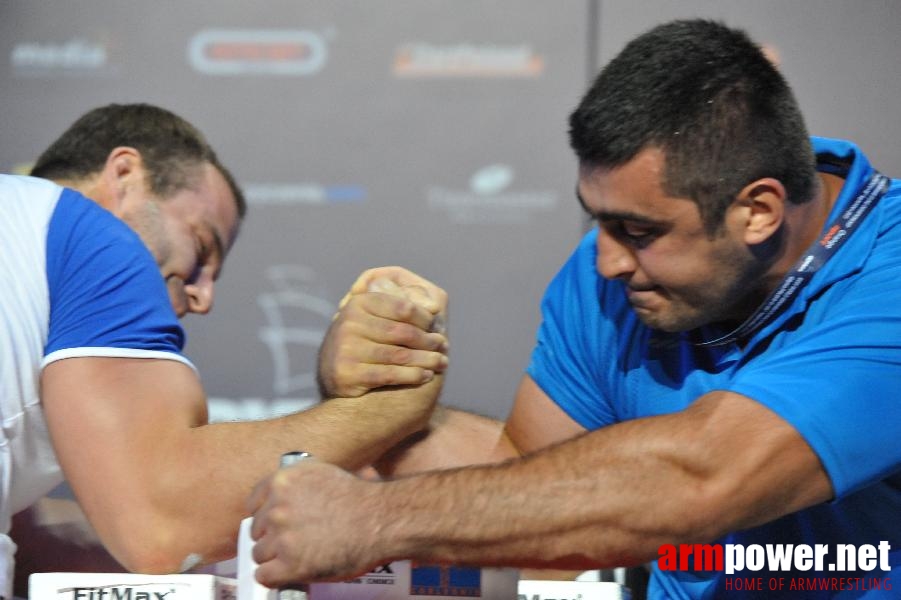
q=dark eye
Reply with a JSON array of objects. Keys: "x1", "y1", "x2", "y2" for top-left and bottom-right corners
[
  {"x1": 183, "y1": 238, "x2": 207, "y2": 285},
  {"x1": 617, "y1": 222, "x2": 657, "y2": 247}
]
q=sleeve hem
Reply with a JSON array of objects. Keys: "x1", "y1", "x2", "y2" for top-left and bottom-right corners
[{"x1": 41, "y1": 347, "x2": 197, "y2": 372}]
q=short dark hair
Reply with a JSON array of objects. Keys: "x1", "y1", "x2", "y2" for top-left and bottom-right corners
[
  {"x1": 569, "y1": 19, "x2": 817, "y2": 234},
  {"x1": 31, "y1": 103, "x2": 246, "y2": 219}
]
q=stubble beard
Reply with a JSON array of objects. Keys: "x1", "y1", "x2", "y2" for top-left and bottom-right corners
[{"x1": 635, "y1": 251, "x2": 771, "y2": 334}]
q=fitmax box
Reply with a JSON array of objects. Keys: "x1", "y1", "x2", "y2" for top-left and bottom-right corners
[{"x1": 29, "y1": 573, "x2": 237, "y2": 600}]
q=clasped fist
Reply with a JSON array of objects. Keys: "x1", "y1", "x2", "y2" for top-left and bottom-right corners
[{"x1": 318, "y1": 267, "x2": 449, "y2": 399}]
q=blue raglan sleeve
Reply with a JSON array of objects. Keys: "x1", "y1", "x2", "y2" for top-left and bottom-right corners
[{"x1": 42, "y1": 189, "x2": 193, "y2": 369}]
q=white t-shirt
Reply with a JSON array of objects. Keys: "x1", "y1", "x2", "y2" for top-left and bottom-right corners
[{"x1": 0, "y1": 175, "x2": 192, "y2": 598}]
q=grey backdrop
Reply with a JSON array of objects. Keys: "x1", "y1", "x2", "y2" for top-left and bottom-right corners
[{"x1": 2, "y1": 1, "x2": 900, "y2": 423}]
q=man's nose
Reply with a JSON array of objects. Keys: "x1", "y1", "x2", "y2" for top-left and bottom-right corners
[
  {"x1": 596, "y1": 228, "x2": 638, "y2": 281},
  {"x1": 184, "y1": 276, "x2": 215, "y2": 315}
]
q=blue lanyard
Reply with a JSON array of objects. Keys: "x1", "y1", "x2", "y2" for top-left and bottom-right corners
[{"x1": 696, "y1": 171, "x2": 891, "y2": 347}]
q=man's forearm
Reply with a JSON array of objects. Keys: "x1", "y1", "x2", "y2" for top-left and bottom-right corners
[
  {"x1": 90, "y1": 388, "x2": 439, "y2": 573},
  {"x1": 264, "y1": 377, "x2": 445, "y2": 472},
  {"x1": 253, "y1": 407, "x2": 705, "y2": 585},
  {"x1": 364, "y1": 393, "x2": 831, "y2": 572},
  {"x1": 374, "y1": 406, "x2": 514, "y2": 477},
  {"x1": 43, "y1": 356, "x2": 441, "y2": 576},
  {"x1": 373, "y1": 426, "x2": 685, "y2": 570}
]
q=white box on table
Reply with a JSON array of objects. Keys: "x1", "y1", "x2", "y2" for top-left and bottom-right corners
[
  {"x1": 516, "y1": 580, "x2": 631, "y2": 600},
  {"x1": 28, "y1": 572, "x2": 237, "y2": 600}
]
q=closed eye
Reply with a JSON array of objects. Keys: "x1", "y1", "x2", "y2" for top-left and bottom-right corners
[
  {"x1": 607, "y1": 221, "x2": 659, "y2": 248},
  {"x1": 185, "y1": 236, "x2": 212, "y2": 285}
]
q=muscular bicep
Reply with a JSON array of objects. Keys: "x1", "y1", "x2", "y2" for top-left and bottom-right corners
[
  {"x1": 671, "y1": 389, "x2": 833, "y2": 534},
  {"x1": 40, "y1": 357, "x2": 207, "y2": 560},
  {"x1": 504, "y1": 375, "x2": 588, "y2": 456}
]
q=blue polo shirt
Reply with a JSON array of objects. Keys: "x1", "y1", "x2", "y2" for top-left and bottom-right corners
[{"x1": 527, "y1": 138, "x2": 901, "y2": 598}]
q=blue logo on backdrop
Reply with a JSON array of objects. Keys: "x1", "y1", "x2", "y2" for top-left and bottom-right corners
[
  {"x1": 410, "y1": 565, "x2": 481, "y2": 596},
  {"x1": 243, "y1": 182, "x2": 366, "y2": 206}
]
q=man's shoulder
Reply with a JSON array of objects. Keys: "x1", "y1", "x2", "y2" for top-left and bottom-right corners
[
  {"x1": 47, "y1": 187, "x2": 148, "y2": 263},
  {"x1": 0, "y1": 174, "x2": 130, "y2": 240},
  {"x1": 0, "y1": 174, "x2": 64, "y2": 221},
  {"x1": 0, "y1": 173, "x2": 62, "y2": 196}
]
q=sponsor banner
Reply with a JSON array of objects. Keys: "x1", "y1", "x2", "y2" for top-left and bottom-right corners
[
  {"x1": 243, "y1": 183, "x2": 366, "y2": 206},
  {"x1": 11, "y1": 38, "x2": 115, "y2": 77},
  {"x1": 393, "y1": 43, "x2": 544, "y2": 78},
  {"x1": 188, "y1": 29, "x2": 330, "y2": 76},
  {"x1": 427, "y1": 164, "x2": 557, "y2": 225},
  {"x1": 307, "y1": 563, "x2": 519, "y2": 599}
]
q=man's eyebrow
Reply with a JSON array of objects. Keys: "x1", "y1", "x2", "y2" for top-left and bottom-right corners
[
  {"x1": 597, "y1": 211, "x2": 666, "y2": 227},
  {"x1": 575, "y1": 188, "x2": 666, "y2": 226}
]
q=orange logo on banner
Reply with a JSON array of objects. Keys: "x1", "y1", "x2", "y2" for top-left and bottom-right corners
[
  {"x1": 393, "y1": 43, "x2": 544, "y2": 78},
  {"x1": 188, "y1": 29, "x2": 328, "y2": 76}
]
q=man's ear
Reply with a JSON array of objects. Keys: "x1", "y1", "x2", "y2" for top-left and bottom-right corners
[
  {"x1": 736, "y1": 178, "x2": 787, "y2": 245},
  {"x1": 98, "y1": 147, "x2": 144, "y2": 212}
]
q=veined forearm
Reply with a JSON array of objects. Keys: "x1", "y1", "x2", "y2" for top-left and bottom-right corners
[
  {"x1": 376, "y1": 426, "x2": 693, "y2": 570},
  {"x1": 371, "y1": 393, "x2": 831, "y2": 571}
]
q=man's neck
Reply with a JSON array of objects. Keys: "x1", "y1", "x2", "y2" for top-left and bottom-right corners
[
  {"x1": 763, "y1": 172, "x2": 845, "y2": 289},
  {"x1": 52, "y1": 175, "x2": 113, "y2": 211}
]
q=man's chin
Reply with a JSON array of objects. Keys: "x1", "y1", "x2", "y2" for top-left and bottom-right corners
[{"x1": 632, "y1": 308, "x2": 701, "y2": 334}]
